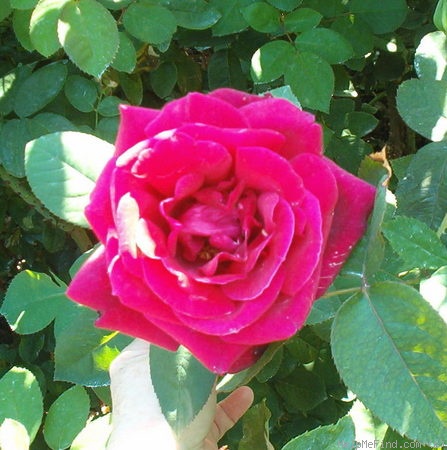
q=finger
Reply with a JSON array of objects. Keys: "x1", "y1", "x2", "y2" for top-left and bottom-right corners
[{"x1": 209, "y1": 386, "x2": 254, "y2": 442}]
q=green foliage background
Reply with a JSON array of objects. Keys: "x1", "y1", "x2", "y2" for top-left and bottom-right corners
[{"x1": 1, "y1": 0, "x2": 447, "y2": 448}]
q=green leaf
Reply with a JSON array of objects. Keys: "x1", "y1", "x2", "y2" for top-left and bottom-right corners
[
  {"x1": 208, "y1": 49, "x2": 247, "y2": 90},
  {"x1": 149, "y1": 345, "x2": 216, "y2": 432},
  {"x1": 381, "y1": 427, "x2": 435, "y2": 450},
  {"x1": 209, "y1": 0, "x2": 251, "y2": 36},
  {"x1": 11, "y1": 0, "x2": 38, "y2": 8},
  {"x1": 397, "y1": 78, "x2": 447, "y2": 141},
  {"x1": 283, "y1": 7, "x2": 322, "y2": 32},
  {"x1": 64, "y1": 75, "x2": 98, "y2": 113},
  {"x1": 123, "y1": 4, "x2": 177, "y2": 45},
  {"x1": 25, "y1": 131, "x2": 114, "y2": 227},
  {"x1": 30, "y1": 0, "x2": 71, "y2": 57},
  {"x1": 217, "y1": 342, "x2": 284, "y2": 393},
  {"x1": 111, "y1": 31, "x2": 136, "y2": 73},
  {"x1": 241, "y1": 2, "x2": 281, "y2": 33},
  {"x1": 14, "y1": 61, "x2": 68, "y2": 118},
  {"x1": 96, "y1": 116, "x2": 119, "y2": 143},
  {"x1": 383, "y1": 216, "x2": 447, "y2": 270},
  {"x1": 331, "y1": 16, "x2": 373, "y2": 58},
  {"x1": 395, "y1": 142, "x2": 447, "y2": 231},
  {"x1": 346, "y1": 111, "x2": 378, "y2": 137},
  {"x1": 420, "y1": 266, "x2": 447, "y2": 323},
  {"x1": 1, "y1": 271, "x2": 68, "y2": 334},
  {"x1": 349, "y1": 0, "x2": 408, "y2": 34},
  {"x1": 281, "y1": 416, "x2": 355, "y2": 450},
  {"x1": 54, "y1": 305, "x2": 131, "y2": 386},
  {"x1": 58, "y1": 0, "x2": 119, "y2": 77},
  {"x1": 285, "y1": 51, "x2": 334, "y2": 112},
  {"x1": 239, "y1": 400, "x2": 273, "y2": 450},
  {"x1": 44, "y1": 385, "x2": 90, "y2": 450},
  {"x1": 251, "y1": 40, "x2": 296, "y2": 83},
  {"x1": 70, "y1": 414, "x2": 111, "y2": 450},
  {"x1": 0, "y1": 419, "x2": 30, "y2": 450},
  {"x1": 306, "y1": 294, "x2": 342, "y2": 325},
  {"x1": 415, "y1": 31, "x2": 447, "y2": 81},
  {"x1": 119, "y1": 72, "x2": 143, "y2": 104},
  {"x1": 160, "y1": 0, "x2": 221, "y2": 30},
  {"x1": 97, "y1": 0, "x2": 132, "y2": 9},
  {"x1": 302, "y1": 0, "x2": 346, "y2": 18},
  {"x1": 295, "y1": 28, "x2": 354, "y2": 64},
  {"x1": 13, "y1": 9, "x2": 35, "y2": 52},
  {"x1": 332, "y1": 281, "x2": 447, "y2": 445},
  {"x1": 0, "y1": 367, "x2": 43, "y2": 442},
  {"x1": 150, "y1": 62, "x2": 178, "y2": 98},
  {"x1": 267, "y1": 85, "x2": 300, "y2": 107},
  {"x1": 265, "y1": 0, "x2": 302, "y2": 11},
  {"x1": 0, "y1": 2, "x2": 12, "y2": 21},
  {"x1": 97, "y1": 96, "x2": 122, "y2": 117},
  {"x1": 29, "y1": 112, "x2": 77, "y2": 135},
  {"x1": 0, "y1": 119, "x2": 32, "y2": 177},
  {"x1": 0, "y1": 65, "x2": 33, "y2": 116}
]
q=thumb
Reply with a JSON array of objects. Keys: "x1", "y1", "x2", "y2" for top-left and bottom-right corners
[{"x1": 106, "y1": 339, "x2": 177, "y2": 450}]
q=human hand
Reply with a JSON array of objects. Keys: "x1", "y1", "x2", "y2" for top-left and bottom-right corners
[{"x1": 106, "y1": 339, "x2": 253, "y2": 450}]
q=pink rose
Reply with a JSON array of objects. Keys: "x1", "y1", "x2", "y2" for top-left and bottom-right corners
[{"x1": 67, "y1": 89, "x2": 375, "y2": 374}]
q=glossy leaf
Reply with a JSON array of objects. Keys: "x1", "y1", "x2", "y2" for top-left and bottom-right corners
[
  {"x1": 44, "y1": 385, "x2": 90, "y2": 450},
  {"x1": 282, "y1": 416, "x2": 355, "y2": 450},
  {"x1": 332, "y1": 282, "x2": 447, "y2": 445},
  {"x1": 30, "y1": 0, "x2": 71, "y2": 57},
  {"x1": 415, "y1": 31, "x2": 447, "y2": 81},
  {"x1": 285, "y1": 51, "x2": 334, "y2": 112},
  {"x1": 383, "y1": 216, "x2": 447, "y2": 269},
  {"x1": 295, "y1": 28, "x2": 354, "y2": 64},
  {"x1": 160, "y1": 0, "x2": 221, "y2": 30},
  {"x1": 349, "y1": 0, "x2": 408, "y2": 34},
  {"x1": 58, "y1": 0, "x2": 119, "y2": 77},
  {"x1": 209, "y1": 0, "x2": 251, "y2": 36},
  {"x1": 0, "y1": 270, "x2": 68, "y2": 335},
  {"x1": 14, "y1": 61, "x2": 67, "y2": 118},
  {"x1": 395, "y1": 142, "x2": 447, "y2": 231},
  {"x1": 241, "y1": 2, "x2": 281, "y2": 33},
  {"x1": 54, "y1": 305, "x2": 131, "y2": 386},
  {"x1": 123, "y1": 4, "x2": 177, "y2": 45},
  {"x1": 111, "y1": 31, "x2": 136, "y2": 73},
  {"x1": 283, "y1": 7, "x2": 322, "y2": 32},
  {"x1": 239, "y1": 400, "x2": 273, "y2": 450},
  {"x1": 149, "y1": 345, "x2": 216, "y2": 432},
  {"x1": 397, "y1": 78, "x2": 447, "y2": 141},
  {"x1": 64, "y1": 75, "x2": 98, "y2": 113},
  {"x1": 251, "y1": 40, "x2": 296, "y2": 83},
  {"x1": 0, "y1": 367, "x2": 43, "y2": 442},
  {"x1": 25, "y1": 131, "x2": 114, "y2": 227},
  {"x1": 13, "y1": 9, "x2": 35, "y2": 52}
]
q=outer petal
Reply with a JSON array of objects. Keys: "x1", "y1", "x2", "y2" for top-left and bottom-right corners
[
  {"x1": 316, "y1": 157, "x2": 376, "y2": 296},
  {"x1": 147, "y1": 317, "x2": 260, "y2": 374},
  {"x1": 85, "y1": 158, "x2": 116, "y2": 243},
  {"x1": 240, "y1": 98, "x2": 323, "y2": 159},
  {"x1": 66, "y1": 245, "x2": 115, "y2": 310},
  {"x1": 115, "y1": 105, "x2": 160, "y2": 155},
  {"x1": 223, "y1": 271, "x2": 320, "y2": 345},
  {"x1": 208, "y1": 88, "x2": 264, "y2": 108},
  {"x1": 144, "y1": 92, "x2": 248, "y2": 137}
]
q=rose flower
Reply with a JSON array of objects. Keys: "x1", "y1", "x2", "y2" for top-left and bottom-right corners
[{"x1": 67, "y1": 89, "x2": 375, "y2": 374}]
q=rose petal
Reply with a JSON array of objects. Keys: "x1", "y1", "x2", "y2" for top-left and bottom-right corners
[
  {"x1": 223, "y1": 272, "x2": 319, "y2": 345},
  {"x1": 223, "y1": 196, "x2": 295, "y2": 300},
  {"x1": 142, "y1": 259, "x2": 237, "y2": 318},
  {"x1": 241, "y1": 98, "x2": 323, "y2": 159},
  {"x1": 144, "y1": 92, "x2": 248, "y2": 137},
  {"x1": 175, "y1": 268, "x2": 285, "y2": 336},
  {"x1": 316, "y1": 157, "x2": 376, "y2": 295},
  {"x1": 147, "y1": 317, "x2": 257, "y2": 374},
  {"x1": 134, "y1": 131, "x2": 232, "y2": 196},
  {"x1": 178, "y1": 123, "x2": 285, "y2": 155},
  {"x1": 67, "y1": 245, "x2": 117, "y2": 310},
  {"x1": 235, "y1": 146, "x2": 304, "y2": 204},
  {"x1": 85, "y1": 158, "x2": 116, "y2": 243},
  {"x1": 280, "y1": 191, "x2": 324, "y2": 296},
  {"x1": 97, "y1": 306, "x2": 179, "y2": 351},
  {"x1": 208, "y1": 88, "x2": 263, "y2": 108},
  {"x1": 115, "y1": 105, "x2": 160, "y2": 155}
]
